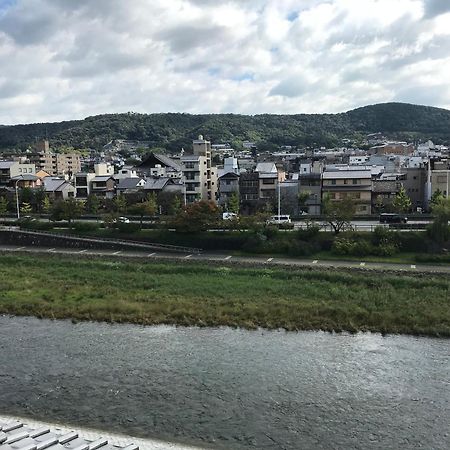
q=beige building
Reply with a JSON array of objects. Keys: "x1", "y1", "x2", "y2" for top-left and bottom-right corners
[
  {"x1": 431, "y1": 170, "x2": 450, "y2": 197},
  {"x1": 322, "y1": 170, "x2": 373, "y2": 215},
  {"x1": 28, "y1": 140, "x2": 81, "y2": 176},
  {"x1": 181, "y1": 136, "x2": 218, "y2": 203}
]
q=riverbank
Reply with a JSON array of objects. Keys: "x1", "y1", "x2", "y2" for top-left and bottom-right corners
[{"x1": 0, "y1": 253, "x2": 449, "y2": 336}]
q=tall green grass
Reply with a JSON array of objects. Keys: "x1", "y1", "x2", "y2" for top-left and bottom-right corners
[{"x1": 0, "y1": 254, "x2": 449, "y2": 336}]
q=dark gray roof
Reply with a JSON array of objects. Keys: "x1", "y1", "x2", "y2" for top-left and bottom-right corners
[
  {"x1": 116, "y1": 178, "x2": 144, "y2": 189},
  {"x1": 43, "y1": 177, "x2": 74, "y2": 192},
  {"x1": 10, "y1": 174, "x2": 39, "y2": 181},
  {"x1": 143, "y1": 177, "x2": 172, "y2": 190}
]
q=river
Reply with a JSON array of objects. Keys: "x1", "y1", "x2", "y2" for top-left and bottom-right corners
[{"x1": 0, "y1": 316, "x2": 449, "y2": 449}]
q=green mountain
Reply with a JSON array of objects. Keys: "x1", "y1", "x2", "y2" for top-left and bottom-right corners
[{"x1": 1, "y1": 102, "x2": 449, "y2": 152}]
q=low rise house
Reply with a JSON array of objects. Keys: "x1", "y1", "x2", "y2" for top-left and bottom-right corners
[{"x1": 43, "y1": 177, "x2": 76, "y2": 200}]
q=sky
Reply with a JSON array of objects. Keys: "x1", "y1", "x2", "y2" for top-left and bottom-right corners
[{"x1": 0, "y1": 0, "x2": 450, "y2": 124}]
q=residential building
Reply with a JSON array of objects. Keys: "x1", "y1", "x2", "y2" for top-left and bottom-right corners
[
  {"x1": 74, "y1": 163, "x2": 114, "y2": 199},
  {"x1": 28, "y1": 140, "x2": 81, "y2": 176},
  {"x1": 239, "y1": 172, "x2": 260, "y2": 213},
  {"x1": 322, "y1": 170, "x2": 373, "y2": 215},
  {"x1": 136, "y1": 153, "x2": 182, "y2": 179},
  {"x1": 218, "y1": 171, "x2": 239, "y2": 208},
  {"x1": 43, "y1": 177, "x2": 76, "y2": 200},
  {"x1": 180, "y1": 136, "x2": 218, "y2": 203},
  {"x1": 0, "y1": 161, "x2": 36, "y2": 186}
]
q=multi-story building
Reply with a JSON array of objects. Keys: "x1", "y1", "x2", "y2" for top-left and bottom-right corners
[
  {"x1": 180, "y1": 136, "x2": 218, "y2": 204},
  {"x1": 74, "y1": 163, "x2": 114, "y2": 199},
  {"x1": 0, "y1": 160, "x2": 36, "y2": 187},
  {"x1": 28, "y1": 140, "x2": 81, "y2": 176},
  {"x1": 322, "y1": 169, "x2": 373, "y2": 215}
]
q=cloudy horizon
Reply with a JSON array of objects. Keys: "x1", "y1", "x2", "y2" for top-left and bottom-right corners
[{"x1": 0, "y1": 0, "x2": 450, "y2": 125}]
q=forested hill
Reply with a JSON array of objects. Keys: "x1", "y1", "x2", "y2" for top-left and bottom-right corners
[{"x1": 1, "y1": 102, "x2": 450, "y2": 152}]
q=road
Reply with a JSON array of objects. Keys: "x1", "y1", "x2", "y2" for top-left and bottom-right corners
[{"x1": 0, "y1": 245, "x2": 448, "y2": 274}]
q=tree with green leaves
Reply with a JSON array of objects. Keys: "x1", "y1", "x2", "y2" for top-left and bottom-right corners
[
  {"x1": 171, "y1": 200, "x2": 220, "y2": 232},
  {"x1": 169, "y1": 194, "x2": 182, "y2": 216},
  {"x1": 392, "y1": 186, "x2": 411, "y2": 213},
  {"x1": 322, "y1": 194, "x2": 356, "y2": 234},
  {"x1": 42, "y1": 197, "x2": 51, "y2": 214},
  {"x1": 85, "y1": 194, "x2": 101, "y2": 214},
  {"x1": 20, "y1": 187, "x2": 33, "y2": 205},
  {"x1": 373, "y1": 194, "x2": 385, "y2": 213},
  {"x1": 34, "y1": 187, "x2": 47, "y2": 213},
  {"x1": 113, "y1": 194, "x2": 127, "y2": 213},
  {"x1": 227, "y1": 192, "x2": 240, "y2": 214},
  {"x1": 143, "y1": 193, "x2": 157, "y2": 216},
  {"x1": 428, "y1": 197, "x2": 450, "y2": 244},
  {"x1": 430, "y1": 189, "x2": 445, "y2": 209},
  {"x1": 21, "y1": 202, "x2": 32, "y2": 214},
  {"x1": 0, "y1": 196, "x2": 8, "y2": 215},
  {"x1": 51, "y1": 198, "x2": 83, "y2": 226},
  {"x1": 298, "y1": 190, "x2": 311, "y2": 214}
]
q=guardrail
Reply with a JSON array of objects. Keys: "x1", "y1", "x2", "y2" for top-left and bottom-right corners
[{"x1": 0, "y1": 228, "x2": 202, "y2": 254}]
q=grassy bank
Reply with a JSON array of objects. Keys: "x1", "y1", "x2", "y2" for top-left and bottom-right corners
[{"x1": 0, "y1": 253, "x2": 449, "y2": 336}]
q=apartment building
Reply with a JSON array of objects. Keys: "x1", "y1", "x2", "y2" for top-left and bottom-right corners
[
  {"x1": 180, "y1": 136, "x2": 218, "y2": 203},
  {"x1": 28, "y1": 140, "x2": 81, "y2": 176},
  {"x1": 322, "y1": 170, "x2": 373, "y2": 215}
]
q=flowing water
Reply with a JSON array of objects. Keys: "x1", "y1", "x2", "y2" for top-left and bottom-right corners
[{"x1": 0, "y1": 316, "x2": 449, "y2": 449}]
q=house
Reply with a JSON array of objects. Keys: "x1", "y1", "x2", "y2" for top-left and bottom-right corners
[
  {"x1": 218, "y1": 171, "x2": 239, "y2": 207},
  {"x1": 91, "y1": 176, "x2": 116, "y2": 198},
  {"x1": 10, "y1": 174, "x2": 42, "y2": 189},
  {"x1": 322, "y1": 169, "x2": 373, "y2": 215},
  {"x1": 143, "y1": 177, "x2": 183, "y2": 195},
  {"x1": 136, "y1": 153, "x2": 182, "y2": 179},
  {"x1": 43, "y1": 177, "x2": 76, "y2": 200},
  {"x1": 116, "y1": 177, "x2": 146, "y2": 195}
]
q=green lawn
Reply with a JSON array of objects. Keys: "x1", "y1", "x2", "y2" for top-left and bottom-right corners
[{"x1": 0, "y1": 253, "x2": 449, "y2": 336}]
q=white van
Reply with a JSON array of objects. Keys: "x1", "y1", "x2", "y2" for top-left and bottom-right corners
[{"x1": 266, "y1": 215, "x2": 291, "y2": 225}]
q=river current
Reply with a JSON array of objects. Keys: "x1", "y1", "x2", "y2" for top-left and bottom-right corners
[{"x1": 0, "y1": 316, "x2": 449, "y2": 449}]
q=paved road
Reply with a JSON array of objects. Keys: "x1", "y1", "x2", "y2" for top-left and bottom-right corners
[{"x1": 0, "y1": 245, "x2": 448, "y2": 274}]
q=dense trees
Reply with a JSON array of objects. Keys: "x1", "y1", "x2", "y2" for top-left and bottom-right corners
[{"x1": 1, "y1": 103, "x2": 450, "y2": 151}]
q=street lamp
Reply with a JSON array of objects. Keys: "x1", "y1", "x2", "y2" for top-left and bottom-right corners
[{"x1": 15, "y1": 178, "x2": 20, "y2": 220}]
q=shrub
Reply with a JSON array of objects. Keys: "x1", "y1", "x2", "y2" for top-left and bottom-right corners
[
  {"x1": 332, "y1": 238, "x2": 374, "y2": 257},
  {"x1": 20, "y1": 220, "x2": 54, "y2": 231},
  {"x1": 297, "y1": 226, "x2": 320, "y2": 241},
  {"x1": 397, "y1": 232, "x2": 430, "y2": 253},
  {"x1": 263, "y1": 225, "x2": 279, "y2": 239},
  {"x1": 288, "y1": 241, "x2": 320, "y2": 257},
  {"x1": 117, "y1": 222, "x2": 141, "y2": 233},
  {"x1": 73, "y1": 222, "x2": 100, "y2": 232}
]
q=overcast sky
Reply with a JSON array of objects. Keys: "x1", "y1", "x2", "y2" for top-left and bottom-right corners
[{"x1": 0, "y1": 0, "x2": 449, "y2": 124}]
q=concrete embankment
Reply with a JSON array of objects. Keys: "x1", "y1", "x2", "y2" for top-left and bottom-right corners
[{"x1": 0, "y1": 229, "x2": 199, "y2": 254}]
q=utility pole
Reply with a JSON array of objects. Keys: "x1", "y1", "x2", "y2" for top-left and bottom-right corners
[{"x1": 277, "y1": 177, "x2": 281, "y2": 224}]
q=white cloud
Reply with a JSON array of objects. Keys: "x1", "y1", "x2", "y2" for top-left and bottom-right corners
[{"x1": 0, "y1": 0, "x2": 449, "y2": 124}]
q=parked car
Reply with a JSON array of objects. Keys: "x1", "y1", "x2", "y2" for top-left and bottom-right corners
[
  {"x1": 222, "y1": 212, "x2": 238, "y2": 220},
  {"x1": 379, "y1": 213, "x2": 408, "y2": 224},
  {"x1": 267, "y1": 215, "x2": 291, "y2": 225},
  {"x1": 117, "y1": 216, "x2": 130, "y2": 223}
]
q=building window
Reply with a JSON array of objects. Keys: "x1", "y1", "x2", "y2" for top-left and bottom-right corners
[
  {"x1": 353, "y1": 179, "x2": 358, "y2": 184},
  {"x1": 331, "y1": 180, "x2": 336, "y2": 185}
]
